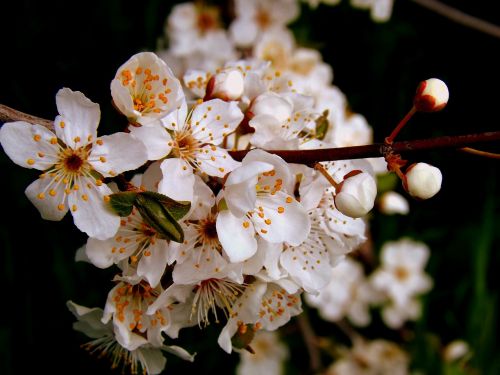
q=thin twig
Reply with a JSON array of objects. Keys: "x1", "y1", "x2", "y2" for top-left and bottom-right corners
[
  {"x1": 460, "y1": 147, "x2": 500, "y2": 159},
  {"x1": 297, "y1": 312, "x2": 322, "y2": 373},
  {"x1": 412, "y1": 0, "x2": 500, "y2": 39},
  {"x1": 1, "y1": 103, "x2": 499, "y2": 164}
]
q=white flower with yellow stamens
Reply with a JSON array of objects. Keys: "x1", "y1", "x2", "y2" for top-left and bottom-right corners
[
  {"x1": 102, "y1": 279, "x2": 172, "y2": 351},
  {"x1": 217, "y1": 149, "x2": 311, "y2": 263},
  {"x1": 85, "y1": 208, "x2": 171, "y2": 288},
  {"x1": 0, "y1": 88, "x2": 148, "y2": 239},
  {"x1": 67, "y1": 300, "x2": 194, "y2": 375},
  {"x1": 111, "y1": 52, "x2": 184, "y2": 126},
  {"x1": 217, "y1": 280, "x2": 302, "y2": 353},
  {"x1": 154, "y1": 98, "x2": 243, "y2": 202}
]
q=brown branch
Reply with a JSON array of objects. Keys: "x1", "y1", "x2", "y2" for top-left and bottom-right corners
[
  {"x1": 1, "y1": 103, "x2": 499, "y2": 164},
  {"x1": 0, "y1": 104, "x2": 54, "y2": 131},
  {"x1": 229, "y1": 132, "x2": 500, "y2": 164},
  {"x1": 297, "y1": 312, "x2": 322, "y2": 373},
  {"x1": 412, "y1": 0, "x2": 500, "y2": 39}
]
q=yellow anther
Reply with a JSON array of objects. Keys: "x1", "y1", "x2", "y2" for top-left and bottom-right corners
[
  {"x1": 59, "y1": 121, "x2": 65, "y2": 128},
  {"x1": 27, "y1": 159, "x2": 35, "y2": 165},
  {"x1": 144, "y1": 250, "x2": 151, "y2": 257},
  {"x1": 57, "y1": 204, "x2": 65, "y2": 211},
  {"x1": 104, "y1": 195, "x2": 111, "y2": 203},
  {"x1": 50, "y1": 137, "x2": 58, "y2": 144},
  {"x1": 33, "y1": 134, "x2": 41, "y2": 142},
  {"x1": 242, "y1": 221, "x2": 250, "y2": 229},
  {"x1": 37, "y1": 193, "x2": 45, "y2": 200},
  {"x1": 96, "y1": 139, "x2": 103, "y2": 145},
  {"x1": 82, "y1": 194, "x2": 88, "y2": 201},
  {"x1": 37, "y1": 152, "x2": 44, "y2": 158},
  {"x1": 73, "y1": 184, "x2": 79, "y2": 191},
  {"x1": 49, "y1": 189, "x2": 56, "y2": 197},
  {"x1": 278, "y1": 206, "x2": 285, "y2": 214},
  {"x1": 95, "y1": 179, "x2": 103, "y2": 186},
  {"x1": 72, "y1": 205, "x2": 77, "y2": 212},
  {"x1": 265, "y1": 219, "x2": 272, "y2": 225},
  {"x1": 99, "y1": 156, "x2": 106, "y2": 163},
  {"x1": 286, "y1": 196, "x2": 293, "y2": 203}
]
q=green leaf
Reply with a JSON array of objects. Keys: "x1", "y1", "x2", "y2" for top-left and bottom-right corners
[
  {"x1": 315, "y1": 109, "x2": 329, "y2": 140},
  {"x1": 134, "y1": 193, "x2": 184, "y2": 243},
  {"x1": 139, "y1": 191, "x2": 191, "y2": 220},
  {"x1": 108, "y1": 192, "x2": 138, "y2": 217}
]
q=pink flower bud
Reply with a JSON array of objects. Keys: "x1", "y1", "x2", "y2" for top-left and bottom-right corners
[
  {"x1": 414, "y1": 78, "x2": 449, "y2": 112},
  {"x1": 206, "y1": 69, "x2": 244, "y2": 101},
  {"x1": 404, "y1": 162, "x2": 442, "y2": 200},
  {"x1": 335, "y1": 172, "x2": 377, "y2": 218}
]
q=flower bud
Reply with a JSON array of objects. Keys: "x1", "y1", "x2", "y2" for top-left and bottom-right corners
[
  {"x1": 404, "y1": 162, "x2": 442, "y2": 200},
  {"x1": 335, "y1": 172, "x2": 377, "y2": 218},
  {"x1": 379, "y1": 191, "x2": 409, "y2": 215},
  {"x1": 414, "y1": 78, "x2": 449, "y2": 112},
  {"x1": 206, "y1": 68, "x2": 244, "y2": 101}
]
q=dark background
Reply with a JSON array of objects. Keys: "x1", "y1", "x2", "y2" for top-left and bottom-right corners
[{"x1": 1, "y1": 1, "x2": 499, "y2": 374}]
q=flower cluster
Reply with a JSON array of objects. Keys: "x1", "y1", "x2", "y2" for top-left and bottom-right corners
[{"x1": 0, "y1": 1, "x2": 451, "y2": 374}]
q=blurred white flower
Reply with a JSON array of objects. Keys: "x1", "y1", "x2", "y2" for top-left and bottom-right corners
[
  {"x1": 379, "y1": 191, "x2": 410, "y2": 215},
  {"x1": 237, "y1": 331, "x2": 288, "y2": 375}
]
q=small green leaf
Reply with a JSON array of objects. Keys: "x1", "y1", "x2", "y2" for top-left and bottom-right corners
[
  {"x1": 134, "y1": 194, "x2": 184, "y2": 243},
  {"x1": 108, "y1": 192, "x2": 138, "y2": 217},
  {"x1": 139, "y1": 191, "x2": 191, "y2": 220},
  {"x1": 315, "y1": 109, "x2": 329, "y2": 140},
  {"x1": 231, "y1": 324, "x2": 255, "y2": 350}
]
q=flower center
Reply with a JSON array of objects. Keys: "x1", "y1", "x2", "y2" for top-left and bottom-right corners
[
  {"x1": 191, "y1": 278, "x2": 245, "y2": 327},
  {"x1": 172, "y1": 129, "x2": 202, "y2": 164},
  {"x1": 197, "y1": 10, "x2": 218, "y2": 33},
  {"x1": 394, "y1": 266, "x2": 409, "y2": 281},
  {"x1": 58, "y1": 146, "x2": 90, "y2": 176},
  {"x1": 255, "y1": 8, "x2": 271, "y2": 29}
]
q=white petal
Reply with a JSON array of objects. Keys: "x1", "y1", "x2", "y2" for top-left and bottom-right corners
[
  {"x1": 253, "y1": 192, "x2": 310, "y2": 246},
  {"x1": 25, "y1": 177, "x2": 68, "y2": 221},
  {"x1": 55, "y1": 88, "x2": 99, "y2": 146},
  {"x1": 160, "y1": 100, "x2": 188, "y2": 131},
  {"x1": 162, "y1": 345, "x2": 196, "y2": 362},
  {"x1": 69, "y1": 180, "x2": 120, "y2": 240},
  {"x1": 224, "y1": 160, "x2": 273, "y2": 217},
  {"x1": 189, "y1": 175, "x2": 216, "y2": 220},
  {"x1": 216, "y1": 210, "x2": 257, "y2": 263},
  {"x1": 85, "y1": 237, "x2": 126, "y2": 268},
  {"x1": 158, "y1": 158, "x2": 195, "y2": 202},
  {"x1": 190, "y1": 99, "x2": 243, "y2": 145},
  {"x1": 0, "y1": 122, "x2": 58, "y2": 169},
  {"x1": 138, "y1": 348, "x2": 167, "y2": 375},
  {"x1": 195, "y1": 145, "x2": 240, "y2": 177},
  {"x1": 89, "y1": 133, "x2": 148, "y2": 177},
  {"x1": 280, "y1": 237, "x2": 331, "y2": 293},
  {"x1": 183, "y1": 69, "x2": 210, "y2": 98},
  {"x1": 128, "y1": 124, "x2": 172, "y2": 160},
  {"x1": 66, "y1": 301, "x2": 111, "y2": 339},
  {"x1": 137, "y1": 240, "x2": 170, "y2": 287},
  {"x1": 229, "y1": 18, "x2": 258, "y2": 47}
]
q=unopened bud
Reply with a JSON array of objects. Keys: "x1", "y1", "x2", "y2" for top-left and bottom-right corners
[
  {"x1": 379, "y1": 191, "x2": 409, "y2": 215},
  {"x1": 250, "y1": 92, "x2": 292, "y2": 123},
  {"x1": 404, "y1": 162, "x2": 442, "y2": 200},
  {"x1": 335, "y1": 172, "x2": 377, "y2": 218},
  {"x1": 206, "y1": 69, "x2": 244, "y2": 101},
  {"x1": 414, "y1": 78, "x2": 449, "y2": 112}
]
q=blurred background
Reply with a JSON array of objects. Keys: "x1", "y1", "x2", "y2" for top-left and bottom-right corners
[{"x1": 0, "y1": 0, "x2": 499, "y2": 374}]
